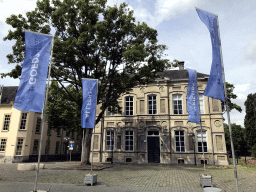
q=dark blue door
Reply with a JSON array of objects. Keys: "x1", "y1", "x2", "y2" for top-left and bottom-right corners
[{"x1": 147, "y1": 137, "x2": 160, "y2": 163}]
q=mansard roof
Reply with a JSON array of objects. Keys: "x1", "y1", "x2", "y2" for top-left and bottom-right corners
[
  {"x1": 0, "y1": 86, "x2": 18, "y2": 104},
  {"x1": 158, "y1": 69, "x2": 209, "y2": 81}
]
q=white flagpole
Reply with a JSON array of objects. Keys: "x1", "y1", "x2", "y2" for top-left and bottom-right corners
[
  {"x1": 91, "y1": 128, "x2": 95, "y2": 174},
  {"x1": 34, "y1": 33, "x2": 54, "y2": 192},
  {"x1": 196, "y1": 72, "x2": 206, "y2": 172},
  {"x1": 208, "y1": 97, "x2": 215, "y2": 165},
  {"x1": 216, "y1": 15, "x2": 239, "y2": 192},
  {"x1": 90, "y1": 79, "x2": 98, "y2": 174}
]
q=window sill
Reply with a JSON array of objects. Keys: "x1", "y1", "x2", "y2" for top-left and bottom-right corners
[
  {"x1": 35, "y1": 132, "x2": 40, "y2": 134},
  {"x1": 19, "y1": 129, "x2": 27, "y2": 131},
  {"x1": 1, "y1": 130, "x2": 9, "y2": 132}
]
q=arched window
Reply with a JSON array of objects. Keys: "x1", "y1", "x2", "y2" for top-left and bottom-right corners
[
  {"x1": 197, "y1": 130, "x2": 207, "y2": 152},
  {"x1": 148, "y1": 95, "x2": 157, "y2": 114},
  {"x1": 199, "y1": 94, "x2": 205, "y2": 114},
  {"x1": 125, "y1": 130, "x2": 134, "y2": 151},
  {"x1": 125, "y1": 96, "x2": 133, "y2": 116},
  {"x1": 173, "y1": 94, "x2": 183, "y2": 114},
  {"x1": 175, "y1": 130, "x2": 185, "y2": 152},
  {"x1": 106, "y1": 130, "x2": 114, "y2": 151}
]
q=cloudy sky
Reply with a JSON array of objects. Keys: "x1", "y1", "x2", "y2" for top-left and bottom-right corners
[{"x1": 1, "y1": 0, "x2": 255, "y2": 127}]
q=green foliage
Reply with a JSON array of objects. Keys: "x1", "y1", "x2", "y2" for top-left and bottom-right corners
[
  {"x1": 47, "y1": 80, "x2": 81, "y2": 133},
  {"x1": 244, "y1": 93, "x2": 256, "y2": 149},
  {"x1": 224, "y1": 123, "x2": 247, "y2": 157},
  {"x1": 2, "y1": 0, "x2": 171, "y2": 127},
  {"x1": 2, "y1": 0, "x2": 172, "y2": 164},
  {"x1": 252, "y1": 143, "x2": 256, "y2": 158},
  {"x1": 252, "y1": 144, "x2": 256, "y2": 158},
  {"x1": 222, "y1": 82, "x2": 242, "y2": 113}
]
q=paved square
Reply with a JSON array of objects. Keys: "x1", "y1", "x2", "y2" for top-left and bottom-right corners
[{"x1": 0, "y1": 162, "x2": 255, "y2": 191}]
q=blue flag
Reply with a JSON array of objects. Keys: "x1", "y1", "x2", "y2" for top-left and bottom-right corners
[
  {"x1": 81, "y1": 79, "x2": 98, "y2": 128},
  {"x1": 196, "y1": 8, "x2": 225, "y2": 102},
  {"x1": 186, "y1": 69, "x2": 200, "y2": 124},
  {"x1": 14, "y1": 31, "x2": 53, "y2": 112}
]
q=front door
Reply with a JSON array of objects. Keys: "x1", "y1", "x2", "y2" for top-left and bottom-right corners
[{"x1": 147, "y1": 137, "x2": 160, "y2": 163}]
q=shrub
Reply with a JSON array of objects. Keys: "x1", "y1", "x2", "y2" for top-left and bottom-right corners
[{"x1": 252, "y1": 143, "x2": 256, "y2": 158}]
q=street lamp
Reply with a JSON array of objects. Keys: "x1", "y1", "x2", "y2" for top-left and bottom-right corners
[
  {"x1": 64, "y1": 136, "x2": 70, "y2": 161},
  {"x1": 188, "y1": 132, "x2": 196, "y2": 166}
]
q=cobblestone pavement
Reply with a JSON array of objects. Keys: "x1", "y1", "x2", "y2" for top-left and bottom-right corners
[{"x1": 0, "y1": 162, "x2": 255, "y2": 192}]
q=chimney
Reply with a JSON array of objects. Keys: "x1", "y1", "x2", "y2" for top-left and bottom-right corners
[{"x1": 179, "y1": 61, "x2": 184, "y2": 70}]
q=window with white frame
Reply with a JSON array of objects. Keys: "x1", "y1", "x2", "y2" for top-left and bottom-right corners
[
  {"x1": 199, "y1": 94, "x2": 205, "y2": 114},
  {"x1": 107, "y1": 107, "x2": 115, "y2": 116},
  {"x1": 125, "y1": 131, "x2": 133, "y2": 151},
  {"x1": 16, "y1": 138, "x2": 24, "y2": 155},
  {"x1": 35, "y1": 117, "x2": 41, "y2": 133},
  {"x1": 175, "y1": 130, "x2": 185, "y2": 152},
  {"x1": 197, "y1": 130, "x2": 207, "y2": 152},
  {"x1": 0, "y1": 139, "x2": 7, "y2": 152},
  {"x1": 20, "y1": 113, "x2": 27, "y2": 130},
  {"x1": 32, "y1": 139, "x2": 39, "y2": 155},
  {"x1": 3, "y1": 115, "x2": 11, "y2": 131},
  {"x1": 125, "y1": 96, "x2": 133, "y2": 116},
  {"x1": 173, "y1": 94, "x2": 183, "y2": 114},
  {"x1": 148, "y1": 95, "x2": 157, "y2": 114},
  {"x1": 106, "y1": 130, "x2": 114, "y2": 151}
]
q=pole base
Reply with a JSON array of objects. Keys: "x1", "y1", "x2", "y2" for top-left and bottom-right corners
[{"x1": 84, "y1": 174, "x2": 97, "y2": 186}]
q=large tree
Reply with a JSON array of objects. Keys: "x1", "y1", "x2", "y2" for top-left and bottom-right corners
[
  {"x1": 244, "y1": 93, "x2": 256, "y2": 151},
  {"x1": 2, "y1": 0, "x2": 171, "y2": 164},
  {"x1": 224, "y1": 123, "x2": 247, "y2": 161},
  {"x1": 222, "y1": 82, "x2": 242, "y2": 113}
]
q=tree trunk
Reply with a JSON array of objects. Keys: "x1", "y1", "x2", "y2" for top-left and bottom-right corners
[{"x1": 81, "y1": 128, "x2": 92, "y2": 165}]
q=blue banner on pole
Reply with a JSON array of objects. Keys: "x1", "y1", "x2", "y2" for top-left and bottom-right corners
[
  {"x1": 81, "y1": 79, "x2": 98, "y2": 129},
  {"x1": 186, "y1": 68, "x2": 200, "y2": 124},
  {"x1": 196, "y1": 8, "x2": 225, "y2": 102},
  {"x1": 14, "y1": 31, "x2": 52, "y2": 112}
]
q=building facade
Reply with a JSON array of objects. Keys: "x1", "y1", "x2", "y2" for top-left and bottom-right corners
[
  {"x1": 0, "y1": 86, "x2": 81, "y2": 163},
  {"x1": 90, "y1": 65, "x2": 229, "y2": 165}
]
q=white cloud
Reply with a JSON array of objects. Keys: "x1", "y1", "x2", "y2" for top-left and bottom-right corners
[
  {"x1": 106, "y1": 0, "x2": 128, "y2": 7},
  {"x1": 125, "y1": 0, "x2": 202, "y2": 28},
  {"x1": 244, "y1": 40, "x2": 256, "y2": 63},
  {"x1": 236, "y1": 93, "x2": 247, "y2": 100},
  {"x1": 0, "y1": 0, "x2": 37, "y2": 35},
  {"x1": 0, "y1": 0, "x2": 37, "y2": 22},
  {"x1": 154, "y1": 0, "x2": 200, "y2": 27},
  {"x1": 234, "y1": 84, "x2": 250, "y2": 93}
]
